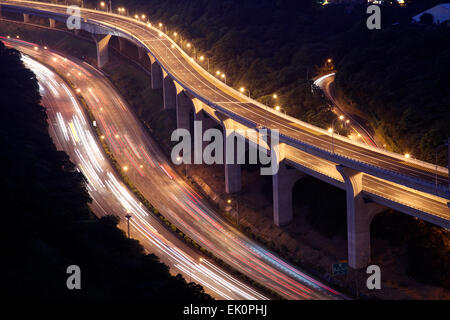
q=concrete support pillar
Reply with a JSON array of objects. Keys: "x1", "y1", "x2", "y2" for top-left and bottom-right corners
[
  {"x1": 272, "y1": 162, "x2": 306, "y2": 227},
  {"x1": 163, "y1": 73, "x2": 176, "y2": 110},
  {"x1": 222, "y1": 119, "x2": 242, "y2": 194},
  {"x1": 49, "y1": 18, "x2": 56, "y2": 28},
  {"x1": 23, "y1": 13, "x2": 30, "y2": 23},
  {"x1": 176, "y1": 90, "x2": 193, "y2": 132},
  {"x1": 91, "y1": 34, "x2": 111, "y2": 69},
  {"x1": 138, "y1": 46, "x2": 145, "y2": 60},
  {"x1": 118, "y1": 37, "x2": 126, "y2": 52},
  {"x1": 148, "y1": 54, "x2": 163, "y2": 89},
  {"x1": 194, "y1": 108, "x2": 217, "y2": 150},
  {"x1": 336, "y1": 165, "x2": 385, "y2": 269}
]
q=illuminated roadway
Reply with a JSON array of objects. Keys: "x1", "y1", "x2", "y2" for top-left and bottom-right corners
[
  {"x1": 314, "y1": 73, "x2": 378, "y2": 148},
  {"x1": 7, "y1": 39, "x2": 269, "y2": 300},
  {"x1": 5, "y1": 38, "x2": 347, "y2": 299},
  {"x1": 1, "y1": 0, "x2": 448, "y2": 228}
]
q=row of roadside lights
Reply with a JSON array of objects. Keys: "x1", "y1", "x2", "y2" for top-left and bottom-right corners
[
  {"x1": 112, "y1": 8, "x2": 281, "y2": 108},
  {"x1": 97, "y1": 4, "x2": 296, "y2": 116}
]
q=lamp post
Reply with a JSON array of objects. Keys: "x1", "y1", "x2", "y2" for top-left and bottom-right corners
[
  {"x1": 330, "y1": 115, "x2": 345, "y2": 153},
  {"x1": 216, "y1": 71, "x2": 226, "y2": 84},
  {"x1": 199, "y1": 55, "x2": 210, "y2": 72},
  {"x1": 125, "y1": 213, "x2": 132, "y2": 238},
  {"x1": 239, "y1": 87, "x2": 250, "y2": 98},
  {"x1": 227, "y1": 199, "x2": 239, "y2": 226},
  {"x1": 272, "y1": 94, "x2": 278, "y2": 107}
]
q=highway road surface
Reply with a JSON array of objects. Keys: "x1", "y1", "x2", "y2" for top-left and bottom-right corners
[{"x1": 5, "y1": 38, "x2": 347, "y2": 300}]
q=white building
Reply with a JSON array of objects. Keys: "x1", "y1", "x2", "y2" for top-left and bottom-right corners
[{"x1": 412, "y1": 3, "x2": 450, "y2": 24}]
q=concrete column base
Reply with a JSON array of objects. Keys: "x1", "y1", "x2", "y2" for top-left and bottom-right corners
[
  {"x1": 225, "y1": 163, "x2": 241, "y2": 194},
  {"x1": 176, "y1": 91, "x2": 193, "y2": 132},
  {"x1": 149, "y1": 55, "x2": 163, "y2": 89},
  {"x1": 336, "y1": 165, "x2": 385, "y2": 269},
  {"x1": 118, "y1": 37, "x2": 126, "y2": 52},
  {"x1": 138, "y1": 46, "x2": 144, "y2": 60},
  {"x1": 49, "y1": 18, "x2": 55, "y2": 28},
  {"x1": 23, "y1": 13, "x2": 30, "y2": 23},
  {"x1": 163, "y1": 75, "x2": 176, "y2": 110},
  {"x1": 91, "y1": 34, "x2": 111, "y2": 69},
  {"x1": 222, "y1": 119, "x2": 242, "y2": 194},
  {"x1": 194, "y1": 109, "x2": 217, "y2": 149},
  {"x1": 273, "y1": 162, "x2": 306, "y2": 227}
]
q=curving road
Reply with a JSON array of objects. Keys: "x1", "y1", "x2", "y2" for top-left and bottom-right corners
[
  {"x1": 4, "y1": 38, "x2": 347, "y2": 299},
  {"x1": 314, "y1": 73, "x2": 378, "y2": 147},
  {"x1": 7, "y1": 39, "x2": 269, "y2": 300}
]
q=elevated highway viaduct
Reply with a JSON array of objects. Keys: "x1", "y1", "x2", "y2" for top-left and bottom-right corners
[{"x1": 1, "y1": 0, "x2": 448, "y2": 270}]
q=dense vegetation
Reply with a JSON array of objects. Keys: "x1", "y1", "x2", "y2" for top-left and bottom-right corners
[
  {"x1": 333, "y1": 6, "x2": 450, "y2": 164},
  {"x1": 0, "y1": 41, "x2": 210, "y2": 300}
]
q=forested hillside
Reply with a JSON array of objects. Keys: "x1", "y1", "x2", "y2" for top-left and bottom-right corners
[{"x1": 334, "y1": 21, "x2": 450, "y2": 164}]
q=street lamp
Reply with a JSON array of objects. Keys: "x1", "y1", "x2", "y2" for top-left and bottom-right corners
[
  {"x1": 227, "y1": 199, "x2": 239, "y2": 226},
  {"x1": 99, "y1": 1, "x2": 111, "y2": 12},
  {"x1": 199, "y1": 55, "x2": 210, "y2": 72},
  {"x1": 176, "y1": 156, "x2": 188, "y2": 176},
  {"x1": 125, "y1": 213, "x2": 132, "y2": 238},
  {"x1": 275, "y1": 105, "x2": 286, "y2": 115},
  {"x1": 330, "y1": 115, "x2": 345, "y2": 153},
  {"x1": 186, "y1": 42, "x2": 194, "y2": 55},
  {"x1": 239, "y1": 87, "x2": 250, "y2": 98}
]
